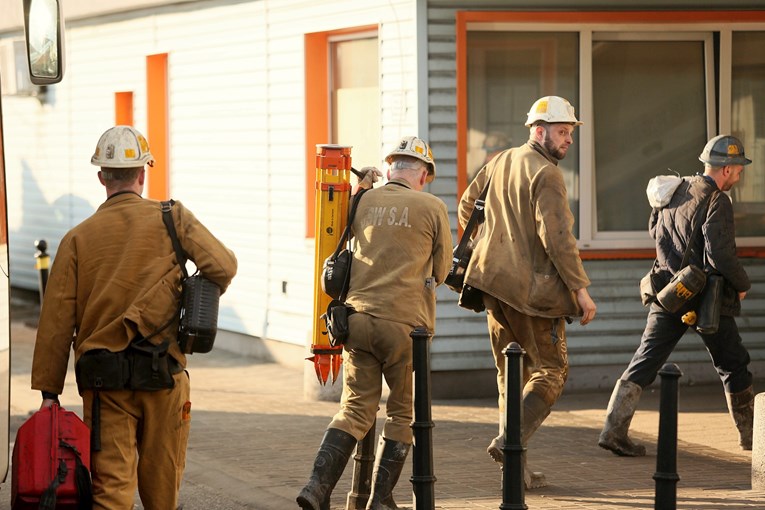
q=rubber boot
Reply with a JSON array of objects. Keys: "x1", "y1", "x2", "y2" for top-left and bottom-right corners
[
  {"x1": 487, "y1": 392, "x2": 551, "y2": 489},
  {"x1": 297, "y1": 428, "x2": 357, "y2": 510},
  {"x1": 366, "y1": 437, "x2": 410, "y2": 510},
  {"x1": 486, "y1": 408, "x2": 505, "y2": 464},
  {"x1": 598, "y1": 379, "x2": 646, "y2": 457},
  {"x1": 521, "y1": 393, "x2": 550, "y2": 489},
  {"x1": 726, "y1": 386, "x2": 754, "y2": 450}
]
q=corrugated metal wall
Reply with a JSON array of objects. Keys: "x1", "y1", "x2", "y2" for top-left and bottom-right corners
[
  {"x1": 424, "y1": 0, "x2": 765, "y2": 391},
  {"x1": 0, "y1": 0, "x2": 417, "y2": 348}
]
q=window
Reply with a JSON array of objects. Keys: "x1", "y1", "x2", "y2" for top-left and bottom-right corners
[
  {"x1": 592, "y1": 34, "x2": 711, "y2": 234},
  {"x1": 466, "y1": 31, "x2": 580, "y2": 233},
  {"x1": 457, "y1": 11, "x2": 765, "y2": 253},
  {"x1": 304, "y1": 27, "x2": 378, "y2": 238},
  {"x1": 331, "y1": 37, "x2": 379, "y2": 169}
]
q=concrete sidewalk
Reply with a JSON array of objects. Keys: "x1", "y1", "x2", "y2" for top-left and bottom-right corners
[{"x1": 2, "y1": 293, "x2": 763, "y2": 509}]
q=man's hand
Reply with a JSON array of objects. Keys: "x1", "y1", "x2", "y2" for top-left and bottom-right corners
[
  {"x1": 356, "y1": 166, "x2": 382, "y2": 191},
  {"x1": 40, "y1": 398, "x2": 58, "y2": 410},
  {"x1": 575, "y1": 288, "x2": 597, "y2": 325}
]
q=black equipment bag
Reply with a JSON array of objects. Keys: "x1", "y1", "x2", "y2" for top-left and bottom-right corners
[
  {"x1": 161, "y1": 200, "x2": 221, "y2": 354},
  {"x1": 445, "y1": 178, "x2": 490, "y2": 294},
  {"x1": 321, "y1": 189, "x2": 367, "y2": 300},
  {"x1": 695, "y1": 273, "x2": 724, "y2": 334},
  {"x1": 654, "y1": 191, "x2": 718, "y2": 314},
  {"x1": 320, "y1": 189, "x2": 368, "y2": 346},
  {"x1": 322, "y1": 299, "x2": 354, "y2": 347},
  {"x1": 446, "y1": 177, "x2": 492, "y2": 313}
]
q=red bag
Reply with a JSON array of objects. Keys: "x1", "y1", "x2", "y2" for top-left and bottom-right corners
[{"x1": 12, "y1": 403, "x2": 93, "y2": 509}]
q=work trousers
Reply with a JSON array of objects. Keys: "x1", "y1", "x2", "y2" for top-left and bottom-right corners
[
  {"x1": 82, "y1": 370, "x2": 191, "y2": 510},
  {"x1": 328, "y1": 313, "x2": 414, "y2": 444},
  {"x1": 622, "y1": 303, "x2": 752, "y2": 393},
  {"x1": 484, "y1": 295, "x2": 568, "y2": 417}
]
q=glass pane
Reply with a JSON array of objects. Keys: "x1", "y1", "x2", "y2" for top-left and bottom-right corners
[
  {"x1": 731, "y1": 32, "x2": 765, "y2": 237},
  {"x1": 330, "y1": 38, "x2": 380, "y2": 168},
  {"x1": 466, "y1": 32, "x2": 580, "y2": 235},
  {"x1": 593, "y1": 40, "x2": 708, "y2": 232},
  {"x1": 27, "y1": 0, "x2": 60, "y2": 79}
]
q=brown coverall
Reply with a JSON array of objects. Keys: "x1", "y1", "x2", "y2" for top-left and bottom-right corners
[
  {"x1": 459, "y1": 142, "x2": 590, "y2": 414},
  {"x1": 32, "y1": 193, "x2": 237, "y2": 509},
  {"x1": 329, "y1": 178, "x2": 452, "y2": 443}
]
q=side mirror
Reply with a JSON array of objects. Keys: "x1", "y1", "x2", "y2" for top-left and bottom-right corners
[{"x1": 23, "y1": 0, "x2": 65, "y2": 85}]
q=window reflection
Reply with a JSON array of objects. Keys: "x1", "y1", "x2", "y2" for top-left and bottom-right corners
[
  {"x1": 592, "y1": 40, "x2": 707, "y2": 232},
  {"x1": 731, "y1": 31, "x2": 765, "y2": 237},
  {"x1": 466, "y1": 31, "x2": 579, "y2": 235},
  {"x1": 330, "y1": 37, "x2": 379, "y2": 169},
  {"x1": 28, "y1": 0, "x2": 59, "y2": 79}
]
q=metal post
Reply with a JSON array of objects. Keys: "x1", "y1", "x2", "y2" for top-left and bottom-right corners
[
  {"x1": 654, "y1": 363, "x2": 682, "y2": 510},
  {"x1": 501, "y1": 342, "x2": 527, "y2": 510},
  {"x1": 34, "y1": 239, "x2": 49, "y2": 302},
  {"x1": 410, "y1": 326, "x2": 435, "y2": 510},
  {"x1": 346, "y1": 422, "x2": 376, "y2": 510}
]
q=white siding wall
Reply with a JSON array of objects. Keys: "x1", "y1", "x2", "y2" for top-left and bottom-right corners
[{"x1": 0, "y1": 0, "x2": 417, "y2": 347}]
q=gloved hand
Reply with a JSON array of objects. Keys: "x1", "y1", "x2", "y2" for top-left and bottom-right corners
[{"x1": 357, "y1": 167, "x2": 383, "y2": 190}]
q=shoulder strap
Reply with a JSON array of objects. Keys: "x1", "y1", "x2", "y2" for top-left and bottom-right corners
[
  {"x1": 454, "y1": 176, "x2": 492, "y2": 259},
  {"x1": 161, "y1": 200, "x2": 189, "y2": 279},
  {"x1": 680, "y1": 190, "x2": 718, "y2": 269},
  {"x1": 329, "y1": 188, "x2": 368, "y2": 261},
  {"x1": 337, "y1": 188, "x2": 369, "y2": 301}
]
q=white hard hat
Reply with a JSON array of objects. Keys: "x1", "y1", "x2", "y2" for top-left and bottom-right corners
[
  {"x1": 525, "y1": 96, "x2": 583, "y2": 127},
  {"x1": 385, "y1": 136, "x2": 436, "y2": 183},
  {"x1": 91, "y1": 125, "x2": 154, "y2": 168}
]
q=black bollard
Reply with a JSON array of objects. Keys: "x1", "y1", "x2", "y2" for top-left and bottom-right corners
[
  {"x1": 346, "y1": 422, "x2": 376, "y2": 509},
  {"x1": 654, "y1": 363, "x2": 682, "y2": 510},
  {"x1": 501, "y1": 342, "x2": 527, "y2": 510},
  {"x1": 410, "y1": 326, "x2": 436, "y2": 510},
  {"x1": 34, "y1": 239, "x2": 49, "y2": 302}
]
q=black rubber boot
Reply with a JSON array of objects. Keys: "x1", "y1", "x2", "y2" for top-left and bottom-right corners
[
  {"x1": 297, "y1": 428, "x2": 357, "y2": 510},
  {"x1": 366, "y1": 437, "x2": 410, "y2": 510},
  {"x1": 598, "y1": 379, "x2": 647, "y2": 457},
  {"x1": 726, "y1": 386, "x2": 754, "y2": 450}
]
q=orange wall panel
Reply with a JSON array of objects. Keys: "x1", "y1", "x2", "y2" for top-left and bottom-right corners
[
  {"x1": 147, "y1": 54, "x2": 169, "y2": 201},
  {"x1": 305, "y1": 32, "x2": 329, "y2": 238},
  {"x1": 115, "y1": 91, "x2": 134, "y2": 126}
]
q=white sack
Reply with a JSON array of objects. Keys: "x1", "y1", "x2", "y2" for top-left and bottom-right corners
[{"x1": 646, "y1": 175, "x2": 683, "y2": 209}]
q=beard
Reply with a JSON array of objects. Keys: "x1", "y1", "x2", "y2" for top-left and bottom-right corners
[{"x1": 543, "y1": 137, "x2": 569, "y2": 160}]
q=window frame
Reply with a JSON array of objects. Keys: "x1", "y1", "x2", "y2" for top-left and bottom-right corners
[
  {"x1": 304, "y1": 25, "x2": 377, "y2": 239},
  {"x1": 456, "y1": 10, "x2": 765, "y2": 258}
]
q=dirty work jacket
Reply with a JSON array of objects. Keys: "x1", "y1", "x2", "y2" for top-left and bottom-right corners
[
  {"x1": 458, "y1": 142, "x2": 590, "y2": 318},
  {"x1": 32, "y1": 193, "x2": 237, "y2": 395},
  {"x1": 651, "y1": 174, "x2": 749, "y2": 316},
  {"x1": 345, "y1": 178, "x2": 453, "y2": 332}
]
